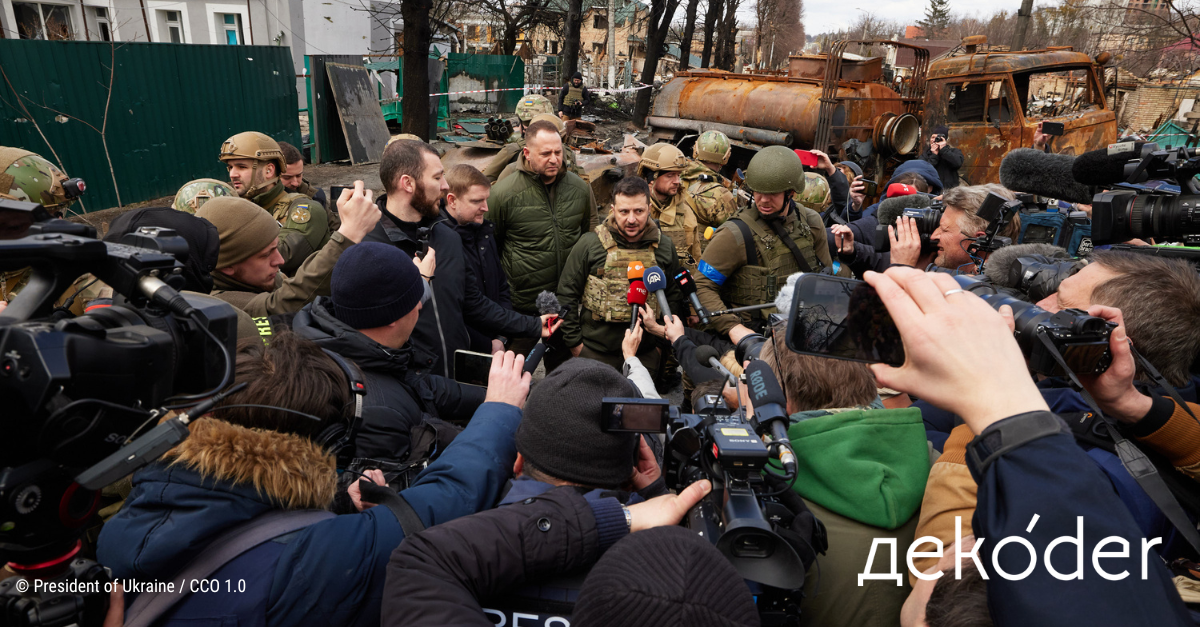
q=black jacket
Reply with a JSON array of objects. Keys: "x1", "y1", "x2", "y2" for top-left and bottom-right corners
[
  {"x1": 919, "y1": 145, "x2": 964, "y2": 190},
  {"x1": 292, "y1": 297, "x2": 486, "y2": 462},
  {"x1": 452, "y1": 218, "x2": 514, "y2": 352},
  {"x1": 383, "y1": 486, "x2": 624, "y2": 627},
  {"x1": 364, "y1": 200, "x2": 542, "y2": 377}
]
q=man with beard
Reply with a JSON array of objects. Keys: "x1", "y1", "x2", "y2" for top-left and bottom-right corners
[
  {"x1": 490, "y1": 120, "x2": 597, "y2": 372},
  {"x1": 364, "y1": 139, "x2": 557, "y2": 378},
  {"x1": 219, "y1": 132, "x2": 337, "y2": 275},
  {"x1": 557, "y1": 176, "x2": 684, "y2": 378}
]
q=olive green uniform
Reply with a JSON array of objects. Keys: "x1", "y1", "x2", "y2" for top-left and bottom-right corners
[
  {"x1": 557, "y1": 214, "x2": 685, "y2": 370},
  {"x1": 209, "y1": 230, "x2": 351, "y2": 317},
  {"x1": 487, "y1": 139, "x2": 584, "y2": 183},
  {"x1": 695, "y1": 201, "x2": 848, "y2": 335},
  {"x1": 251, "y1": 181, "x2": 336, "y2": 275}
]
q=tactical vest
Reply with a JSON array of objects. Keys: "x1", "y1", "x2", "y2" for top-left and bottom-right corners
[
  {"x1": 582, "y1": 225, "x2": 660, "y2": 322},
  {"x1": 724, "y1": 205, "x2": 822, "y2": 310},
  {"x1": 652, "y1": 192, "x2": 700, "y2": 268},
  {"x1": 564, "y1": 85, "x2": 584, "y2": 107}
]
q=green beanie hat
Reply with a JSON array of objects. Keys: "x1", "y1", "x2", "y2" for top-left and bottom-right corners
[{"x1": 196, "y1": 196, "x2": 281, "y2": 269}]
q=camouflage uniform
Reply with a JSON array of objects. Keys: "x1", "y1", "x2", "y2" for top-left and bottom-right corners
[
  {"x1": 640, "y1": 144, "x2": 723, "y2": 272},
  {"x1": 219, "y1": 132, "x2": 335, "y2": 275},
  {"x1": 694, "y1": 146, "x2": 848, "y2": 336},
  {"x1": 796, "y1": 172, "x2": 832, "y2": 213},
  {"x1": 680, "y1": 160, "x2": 737, "y2": 261}
]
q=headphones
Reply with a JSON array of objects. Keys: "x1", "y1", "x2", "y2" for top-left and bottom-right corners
[{"x1": 312, "y1": 348, "x2": 368, "y2": 467}]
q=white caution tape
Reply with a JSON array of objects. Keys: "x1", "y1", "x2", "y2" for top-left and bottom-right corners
[{"x1": 380, "y1": 83, "x2": 652, "y2": 103}]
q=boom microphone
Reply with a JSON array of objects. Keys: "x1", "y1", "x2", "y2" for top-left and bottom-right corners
[
  {"x1": 874, "y1": 193, "x2": 932, "y2": 251},
  {"x1": 674, "y1": 268, "x2": 710, "y2": 325},
  {"x1": 981, "y1": 243, "x2": 1071, "y2": 289},
  {"x1": 643, "y1": 266, "x2": 672, "y2": 318},
  {"x1": 999, "y1": 148, "x2": 1094, "y2": 204},
  {"x1": 524, "y1": 291, "x2": 563, "y2": 373},
  {"x1": 1071, "y1": 141, "x2": 1154, "y2": 187},
  {"x1": 743, "y1": 359, "x2": 797, "y2": 476},
  {"x1": 627, "y1": 280, "x2": 648, "y2": 331},
  {"x1": 694, "y1": 345, "x2": 735, "y2": 386}
]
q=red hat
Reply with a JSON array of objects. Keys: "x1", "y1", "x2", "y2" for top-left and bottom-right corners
[
  {"x1": 794, "y1": 149, "x2": 819, "y2": 167},
  {"x1": 886, "y1": 183, "x2": 918, "y2": 198}
]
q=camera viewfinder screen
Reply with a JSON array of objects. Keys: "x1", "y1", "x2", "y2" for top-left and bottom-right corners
[
  {"x1": 602, "y1": 400, "x2": 668, "y2": 433},
  {"x1": 786, "y1": 275, "x2": 906, "y2": 367}
]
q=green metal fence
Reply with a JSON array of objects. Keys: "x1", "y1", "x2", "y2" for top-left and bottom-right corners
[
  {"x1": 0, "y1": 40, "x2": 300, "y2": 211},
  {"x1": 372, "y1": 53, "x2": 525, "y2": 129}
]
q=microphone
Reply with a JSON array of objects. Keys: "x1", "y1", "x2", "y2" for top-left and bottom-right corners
[
  {"x1": 524, "y1": 290, "x2": 563, "y2": 373},
  {"x1": 694, "y1": 345, "x2": 736, "y2": 386},
  {"x1": 980, "y1": 243, "x2": 1072, "y2": 288},
  {"x1": 999, "y1": 148, "x2": 1094, "y2": 204},
  {"x1": 1071, "y1": 141, "x2": 1154, "y2": 187},
  {"x1": 627, "y1": 280, "x2": 648, "y2": 331},
  {"x1": 673, "y1": 268, "x2": 709, "y2": 325},
  {"x1": 743, "y1": 359, "x2": 796, "y2": 476},
  {"x1": 627, "y1": 260, "x2": 645, "y2": 282},
  {"x1": 643, "y1": 266, "x2": 672, "y2": 318},
  {"x1": 874, "y1": 193, "x2": 932, "y2": 251}
]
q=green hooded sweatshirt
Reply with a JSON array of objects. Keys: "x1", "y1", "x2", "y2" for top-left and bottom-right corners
[{"x1": 779, "y1": 406, "x2": 930, "y2": 530}]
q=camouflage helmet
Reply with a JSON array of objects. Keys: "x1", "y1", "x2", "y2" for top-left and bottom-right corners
[
  {"x1": 515, "y1": 94, "x2": 555, "y2": 123},
  {"x1": 0, "y1": 147, "x2": 76, "y2": 212},
  {"x1": 796, "y1": 172, "x2": 831, "y2": 211},
  {"x1": 218, "y1": 131, "x2": 286, "y2": 174},
  {"x1": 530, "y1": 113, "x2": 567, "y2": 138},
  {"x1": 744, "y1": 145, "x2": 805, "y2": 195},
  {"x1": 386, "y1": 133, "x2": 423, "y2": 148},
  {"x1": 693, "y1": 130, "x2": 731, "y2": 166},
  {"x1": 174, "y1": 178, "x2": 236, "y2": 214},
  {"x1": 638, "y1": 143, "x2": 688, "y2": 177}
]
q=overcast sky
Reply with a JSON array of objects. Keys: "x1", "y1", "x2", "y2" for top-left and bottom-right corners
[{"x1": 735, "y1": 0, "x2": 1031, "y2": 37}]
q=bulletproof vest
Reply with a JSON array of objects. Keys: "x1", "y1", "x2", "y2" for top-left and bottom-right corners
[
  {"x1": 652, "y1": 192, "x2": 700, "y2": 267},
  {"x1": 725, "y1": 204, "x2": 821, "y2": 311},
  {"x1": 564, "y1": 85, "x2": 584, "y2": 107},
  {"x1": 582, "y1": 225, "x2": 660, "y2": 323}
]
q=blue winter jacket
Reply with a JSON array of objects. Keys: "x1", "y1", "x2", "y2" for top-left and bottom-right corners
[{"x1": 97, "y1": 402, "x2": 523, "y2": 627}]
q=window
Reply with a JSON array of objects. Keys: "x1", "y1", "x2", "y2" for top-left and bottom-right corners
[
  {"x1": 550, "y1": 40, "x2": 558, "y2": 54},
  {"x1": 94, "y1": 6, "x2": 111, "y2": 41},
  {"x1": 1012, "y1": 68, "x2": 1098, "y2": 120},
  {"x1": 13, "y1": 2, "x2": 74, "y2": 40},
  {"x1": 467, "y1": 24, "x2": 478, "y2": 39},
  {"x1": 593, "y1": 14, "x2": 608, "y2": 30},
  {"x1": 159, "y1": 9, "x2": 183, "y2": 43},
  {"x1": 220, "y1": 13, "x2": 243, "y2": 45},
  {"x1": 592, "y1": 42, "x2": 604, "y2": 55}
]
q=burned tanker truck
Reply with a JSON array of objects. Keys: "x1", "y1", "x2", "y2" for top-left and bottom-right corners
[{"x1": 648, "y1": 36, "x2": 1116, "y2": 187}]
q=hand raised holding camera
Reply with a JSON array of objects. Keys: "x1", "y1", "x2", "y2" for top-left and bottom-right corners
[
  {"x1": 484, "y1": 350, "x2": 532, "y2": 409},
  {"x1": 336, "y1": 180, "x2": 382, "y2": 244}
]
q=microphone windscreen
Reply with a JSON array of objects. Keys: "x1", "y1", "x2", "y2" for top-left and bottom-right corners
[
  {"x1": 998, "y1": 149, "x2": 1093, "y2": 204},
  {"x1": 981, "y1": 243, "x2": 1071, "y2": 288},
  {"x1": 694, "y1": 345, "x2": 721, "y2": 366},
  {"x1": 627, "y1": 261, "x2": 646, "y2": 280},
  {"x1": 643, "y1": 266, "x2": 667, "y2": 292},
  {"x1": 744, "y1": 359, "x2": 788, "y2": 408},
  {"x1": 627, "y1": 280, "x2": 648, "y2": 305},
  {"x1": 535, "y1": 290, "x2": 562, "y2": 316},
  {"x1": 877, "y1": 193, "x2": 932, "y2": 227},
  {"x1": 674, "y1": 268, "x2": 697, "y2": 294},
  {"x1": 1071, "y1": 142, "x2": 1149, "y2": 187}
]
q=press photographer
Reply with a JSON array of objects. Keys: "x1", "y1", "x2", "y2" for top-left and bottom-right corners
[{"x1": 931, "y1": 184, "x2": 1021, "y2": 274}]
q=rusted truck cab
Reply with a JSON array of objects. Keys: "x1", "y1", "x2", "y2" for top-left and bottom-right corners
[{"x1": 923, "y1": 45, "x2": 1116, "y2": 185}]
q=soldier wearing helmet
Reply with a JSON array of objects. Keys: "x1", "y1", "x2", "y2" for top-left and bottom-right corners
[
  {"x1": 219, "y1": 131, "x2": 335, "y2": 275},
  {"x1": 796, "y1": 172, "x2": 832, "y2": 213},
  {"x1": 0, "y1": 147, "x2": 92, "y2": 310},
  {"x1": 694, "y1": 145, "x2": 848, "y2": 341},
  {"x1": 174, "y1": 178, "x2": 236, "y2": 214},
  {"x1": 484, "y1": 108, "x2": 582, "y2": 182},
  {"x1": 637, "y1": 143, "x2": 712, "y2": 274},
  {"x1": 680, "y1": 131, "x2": 738, "y2": 250}
]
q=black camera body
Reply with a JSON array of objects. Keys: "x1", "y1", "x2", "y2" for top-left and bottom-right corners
[{"x1": 1089, "y1": 144, "x2": 1200, "y2": 245}]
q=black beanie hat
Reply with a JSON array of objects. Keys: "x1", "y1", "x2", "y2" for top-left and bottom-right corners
[
  {"x1": 516, "y1": 357, "x2": 639, "y2": 488},
  {"x1": 572, "y1": 526, "x2": 760, "y2": 627},
  {"x1": 331, "y1": 242, "x2": 427, "y2": 329}
]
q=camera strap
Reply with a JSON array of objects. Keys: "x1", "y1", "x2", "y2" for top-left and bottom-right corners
[{"x1": 1037, "y1": 332, "x2": 1200, "y2": 555}]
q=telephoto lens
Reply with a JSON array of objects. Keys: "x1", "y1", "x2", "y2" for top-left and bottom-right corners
[
  {"x1": 1091, "y1": 189, "x2": 1200, "y2": 245},
  {"x1": 953, "y1": 275, "x2": 1115, "y2": 376}
]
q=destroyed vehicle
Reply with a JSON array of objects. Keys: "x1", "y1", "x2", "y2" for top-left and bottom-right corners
[{"x1": 923, "y1": 36, "x2": 1117, "y2": 186}]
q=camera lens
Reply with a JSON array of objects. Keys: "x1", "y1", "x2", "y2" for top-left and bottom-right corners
[
  {"x1": 1091, "y1": 190, "x2": 1200, "y2": 245},
  {"x1": 1011, "y1": 257, "x2": 1082, "y2": 303}
]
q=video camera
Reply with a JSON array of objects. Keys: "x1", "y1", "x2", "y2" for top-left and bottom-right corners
[
  {"x1": 1087, "y1": 143, "x2": 1200, "y2": 246},
  {"x1": 0, "y1": 199, "x2": 238, "y2": 626},
  {"x1": 601, "y1": 363, "x2": 815, "y2": 621}
]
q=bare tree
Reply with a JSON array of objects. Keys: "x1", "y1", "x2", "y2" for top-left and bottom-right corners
[
  {"x1": 701, "y1": 0, "x2": 723, "y2": 67},
  {"x1": 712, "y1": 0, "x2": 741, "y2": 69},
  {"x1": 476, "y1": 0, "x2": 561, "y2": 56},
  {"x1": 677, "y1": 0, "x2": 703, "y2": 70},
  {"x1": 754, "y1": 0, "x2": 803, "y2": 69},
  {"x1": 634, "y1": 0, "x2": 682, "y2": 124},
  {"x1": 401, "y1": 0, "x2": 434, "y2": 138}
]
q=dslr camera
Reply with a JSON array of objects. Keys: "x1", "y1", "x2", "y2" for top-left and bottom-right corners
[{"x1": 1090, "y1": 143, "x2": 1200, "y2": 246}]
